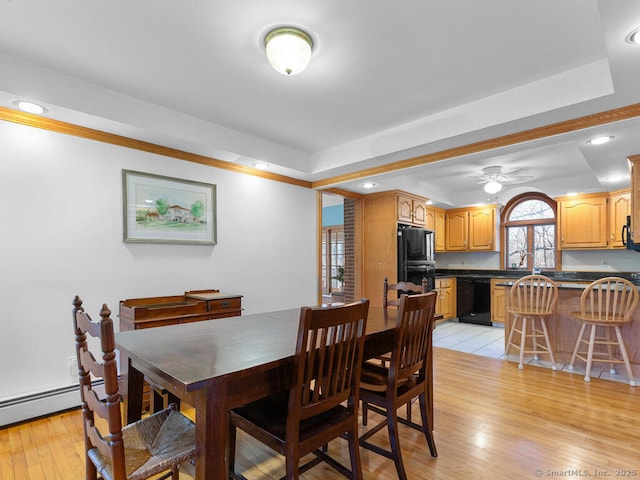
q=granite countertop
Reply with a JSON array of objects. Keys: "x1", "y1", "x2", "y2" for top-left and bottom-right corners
[
  {"x1": 494, "y1": 281, "x2": 592, "y2": 290},
  {"x1": 435, "y1": 268, "x2": 640, "y2": 285}
]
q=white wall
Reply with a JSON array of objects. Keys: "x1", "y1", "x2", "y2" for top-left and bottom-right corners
[{"x1": 0, "y1": 120, "x2": 318, "y2": 405}]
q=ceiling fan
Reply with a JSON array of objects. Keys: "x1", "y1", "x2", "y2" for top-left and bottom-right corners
[{"x1": 473, "y1": 166, "x2": 533, "y2": 194}]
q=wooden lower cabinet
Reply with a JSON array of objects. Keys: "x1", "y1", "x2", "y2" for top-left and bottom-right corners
[
  {"x1": 490, "y1": 279, "x2": 507, "y2": 324},
  {"x1": 435, "y1": 277, "x2": 456, "y2": 320}
]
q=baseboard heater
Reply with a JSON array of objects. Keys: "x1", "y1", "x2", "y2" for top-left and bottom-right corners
[{"x1": 0, "y1": 383, "x2": 89, "y2": 427}]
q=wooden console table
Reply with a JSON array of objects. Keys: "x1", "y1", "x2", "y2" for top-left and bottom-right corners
[{"x1": 119, "y1": 289, "x2": 243, "y2": 331}]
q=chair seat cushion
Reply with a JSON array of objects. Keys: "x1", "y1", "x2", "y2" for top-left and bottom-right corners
[
  {"x1": 89, "y1": 407, "x2": 196, "y2": 480},
  {"x1": 360, "y1": 362, "x2": 415, "y2": 393},
  {"x1": 231, "y1": 391, "x2": 352, "y2": 443}
]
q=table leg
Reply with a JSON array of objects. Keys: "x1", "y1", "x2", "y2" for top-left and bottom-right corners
[
  {"x1": 121, "y1": 354, "x2": 144, "y2": 424},
  {"x1": 194, "y1": 384, "x2": 229, "y2": 480},
  {"x1": 427, "y1": 329, "x2": 434, "y2": 430}
]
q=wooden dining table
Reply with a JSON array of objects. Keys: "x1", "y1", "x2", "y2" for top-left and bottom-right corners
[{"x1": 115, "y1": 305, "x2": 437, "y2": 480}]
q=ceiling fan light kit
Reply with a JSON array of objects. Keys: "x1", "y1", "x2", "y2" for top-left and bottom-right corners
[
  {"x1": 484, "y1": 180, "x2": 503, "y2": 194},
  {"x1": 476, "y1": 165, "x2": 532, "y2": 194}
]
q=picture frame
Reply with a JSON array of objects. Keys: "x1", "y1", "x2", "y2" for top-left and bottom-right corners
[{"x1": 123, "y1": 169, "x2": 217, "y2": 244}]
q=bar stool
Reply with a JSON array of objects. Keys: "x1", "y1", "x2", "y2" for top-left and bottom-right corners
[
  {"x1": 568, "y1": 277, "x2": 639, "y2": 386},
  {"x1": 505, "y1": 275, "x2": 558, "y2": 370}
]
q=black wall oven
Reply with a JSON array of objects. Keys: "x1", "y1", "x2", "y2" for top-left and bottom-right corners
[{"x1": 397, "y1": 224, "x2": 436, "y2": 291}]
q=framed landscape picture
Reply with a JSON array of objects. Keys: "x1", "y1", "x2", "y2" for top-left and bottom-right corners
[{"x1": 123, "y1": 170, "x2": 217, "y2": 244}]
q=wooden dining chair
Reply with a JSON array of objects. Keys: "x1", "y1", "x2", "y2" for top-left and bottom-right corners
[
  {"x1": 72, "y1": 296, "x2": 196, "y2": 480},
  {"x1": 375, "y1": 276, "x2": 428, "y2": 423},
  {"x1": 359, "y1": 291, "x2": 438, "y2": 480},
  {"x1": 568, "y1": 277, "x2": 639, "y2": 386},
  {"x1": 383, "y1": 276, "x2": 427, "y2": 308},
  {"x1": 505, "y1": 275, "x2": 558, "y2": 370},
  {"x1": 228, "y1": 299, "x2": 370, "y2": 480}
]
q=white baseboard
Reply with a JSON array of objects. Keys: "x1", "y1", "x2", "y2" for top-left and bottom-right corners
[{"x1": 0, "y1": 386, "x2": 81, "y2": 427}]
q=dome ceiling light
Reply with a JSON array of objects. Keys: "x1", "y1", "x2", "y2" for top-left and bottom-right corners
[{"x1": 264, "y1": 26, "x2": 313, "y2": 76}]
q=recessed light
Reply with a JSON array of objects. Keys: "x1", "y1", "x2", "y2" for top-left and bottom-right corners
[
  {"x1": 566, "y1": 192, "x2": 578, "y2": 197},
  {"x1": 13, "y1": 100, "x2": 47, "y2": 115},
  {"x1": 362, "y1": 182, "x2": 376, "y2": 189},
  {"x1": 253, "y1": 162, "x2": 269, "y2": 170},
  {"x1": 587, "y1": 135, "x2": 613, "y2": 145},
  {"x1": 626, "y1": 27, "x2": 640, "y2": 44}
]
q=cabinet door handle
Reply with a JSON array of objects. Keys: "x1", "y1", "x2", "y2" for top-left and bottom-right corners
[{"x1": 221, "y1": 302, "x2": 230, "y2": 308}]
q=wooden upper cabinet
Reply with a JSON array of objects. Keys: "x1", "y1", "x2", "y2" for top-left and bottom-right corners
[
  {"x1": 609, "y1": 188, "x2": 631, "y2": 249},
  {"x1": 425, "y1": 207, "x2": 436, "y2": 230},
  {"x1": 469, "y1": 207, "x2": 496, "y2": 250},
  {"x1": 630, "y1": 155, "x2": 640, "y2": 243},
  {"x1": 445, "y1": 209, "x2": 468, "y2": 251},
  {"x1": 445, "y1": 206, "x2": 497, "y2": 251},
  {"x1": 425, "y1": 206, "x2": 446, "y2": 251},
  {"x1": 397, "y1": 193, "x2": 428, "y2": 227},
  {"x1": 397, "y1": 195, "x2": 414, "y2": 224},
  {"x1": 435, "y1": 209, "x2": 446, "y2": 251},
  {"x1": 557, "y1": 193, "x2": 609, "y2": 249},
  {"x1": 413, "y1": 201, "x2": 427, "y2": 226}
]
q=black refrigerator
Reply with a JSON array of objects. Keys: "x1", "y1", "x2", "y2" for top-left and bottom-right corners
[{"x1": 397, "y1": 224, "x2": 436, "y2": 291}]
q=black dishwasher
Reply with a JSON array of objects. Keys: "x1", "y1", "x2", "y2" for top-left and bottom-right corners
[{"x1": 456, "y1": 277, "x2": 492, "y2": 326}]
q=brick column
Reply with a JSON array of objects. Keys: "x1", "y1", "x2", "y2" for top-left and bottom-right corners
[{"x1": 343, "y1": 199, "x2": 355, "y2": 303}]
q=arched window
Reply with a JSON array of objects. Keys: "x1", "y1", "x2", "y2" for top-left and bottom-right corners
[{"x1": 502, "y1": 193, "x2": 558, "y2": 271}]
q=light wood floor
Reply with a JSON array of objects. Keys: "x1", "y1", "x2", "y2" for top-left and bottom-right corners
[{"x1": 3, "y1": 347, "x2": 640, "y2": 479}]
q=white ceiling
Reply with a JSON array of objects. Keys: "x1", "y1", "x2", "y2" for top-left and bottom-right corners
[{"x1": 1, "y1": 0, "x2": 640, "y2": 207}]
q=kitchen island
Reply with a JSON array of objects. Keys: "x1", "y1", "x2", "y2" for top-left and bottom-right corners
[{"x1": 497, "y1": 280, "x2": 640, "y2": 365}]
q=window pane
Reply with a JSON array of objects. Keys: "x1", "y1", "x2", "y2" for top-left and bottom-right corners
[
  {"x1": 330, "y1": 230, "x2": 345, "y2": 290},
  {"x1": 509, "y1": 200, "x2": 554, "y2": 221},
  {"x1": 507, "y1": 226, "x2": 527, "y2": 267},
  {"x1": 321, "y1": 233, "x2": 328, "y2": 294},
  {"x1": 534, "y1": 224, "x2": 555, "y2": 268}
]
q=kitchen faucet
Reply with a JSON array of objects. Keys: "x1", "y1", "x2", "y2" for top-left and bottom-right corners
[{"x1": 519, "y1": 251, "x2": 537, "y2": 275}]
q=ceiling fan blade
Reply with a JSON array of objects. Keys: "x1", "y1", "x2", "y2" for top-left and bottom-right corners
[{"x1": 498, "y1": 174, "x2": 533, "y2": 182}]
